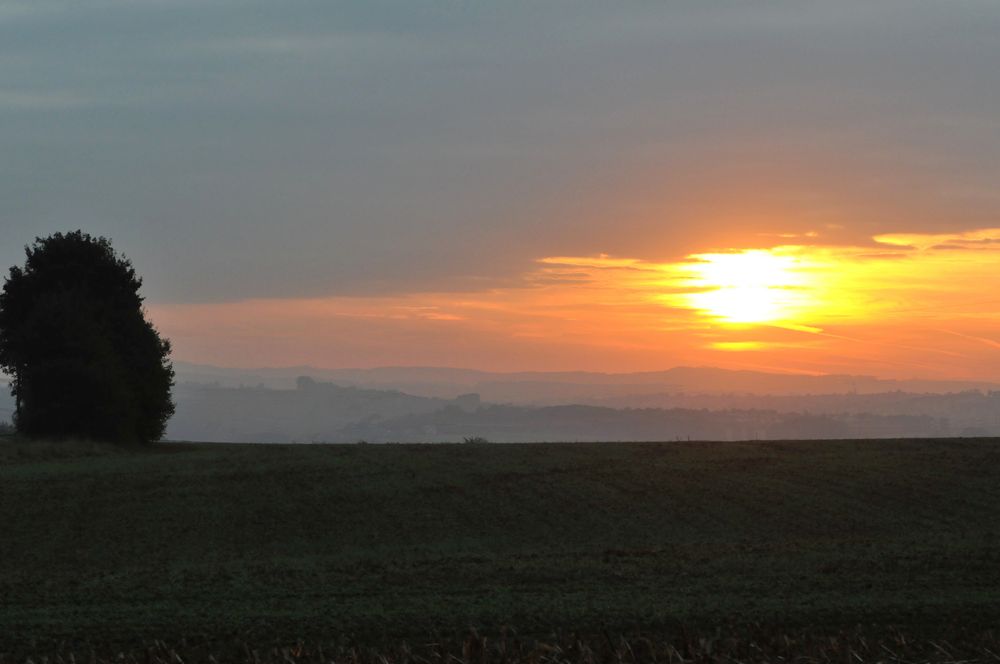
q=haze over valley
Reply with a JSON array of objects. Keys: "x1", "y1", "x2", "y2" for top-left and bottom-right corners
[{"x1": 145, "y1": 362, "x2": 1000, "y2": 443}]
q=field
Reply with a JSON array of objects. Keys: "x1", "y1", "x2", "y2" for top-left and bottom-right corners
[{"x1": 2, "y1": 438, "x2": 1000, "y2": 659}]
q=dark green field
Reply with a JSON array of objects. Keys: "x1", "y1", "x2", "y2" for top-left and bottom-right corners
[{"x1": 2, "y1": 438, "x2": 1000, "y2": 652}]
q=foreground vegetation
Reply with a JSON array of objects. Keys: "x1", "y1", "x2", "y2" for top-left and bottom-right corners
[
  {"x1": 7, "y1": 629, "x2": 1000, "y2": 664},
  {"x1": 1, "y1": 438, "x2": 999, "y2": 656}
]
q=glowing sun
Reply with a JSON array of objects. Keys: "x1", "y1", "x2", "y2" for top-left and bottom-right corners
[{"x1": 682, "y1": 250, "x2": 810, "y2": 325}]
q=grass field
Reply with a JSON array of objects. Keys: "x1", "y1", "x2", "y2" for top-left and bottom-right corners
[{"x1": 2, "y1": 438, "x2": 1000, "y2": 656}]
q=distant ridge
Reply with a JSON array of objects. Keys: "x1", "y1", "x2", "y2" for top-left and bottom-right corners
[
  {"x1": 165, "y1": 374, "x2": 970, "y2": 443},
  {"x1": 172, "y1": 361, "x2": 1000, "y2": 401}
]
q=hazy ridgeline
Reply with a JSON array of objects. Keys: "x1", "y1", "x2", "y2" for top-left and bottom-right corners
[
  {"x1": 159, "y1": 364, "x2": 1000, "y2": 443},
  {"x1": 6, "y1": 366, "x2": 1000, "y2": 443}
]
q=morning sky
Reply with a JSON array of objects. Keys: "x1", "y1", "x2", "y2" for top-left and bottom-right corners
[{"x1": 3, "y1": 2, "x2": 1000, "y2": 378}]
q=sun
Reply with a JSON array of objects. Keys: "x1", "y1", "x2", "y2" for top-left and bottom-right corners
[{"x1": 681, "y1": 250, "x2": 810, "y2": 325}]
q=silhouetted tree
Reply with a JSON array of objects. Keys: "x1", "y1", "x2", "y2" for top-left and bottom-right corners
[{"x1": 0, "y1": 231, "x2": 174, "y2": 442}]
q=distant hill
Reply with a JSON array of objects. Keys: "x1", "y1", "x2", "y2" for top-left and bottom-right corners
[
  {"x1": 165, "y1": 376, "x2": 963, "y2": 443},
  {"x1": 167, "y1": 376, "x2": 480, "y2": 442},
  {"x1": 340, "y1": 402, "x2": 953, "y2": 443},
  {"x1": 7, "y1": 364, "x2": 999, "y2": 442},
  {"x1": 174, "y1": 361, "x2": 1000, "y2": 402},
  {"x1": 161, "y1": 363, "x2": 1000, "y2": 442}
]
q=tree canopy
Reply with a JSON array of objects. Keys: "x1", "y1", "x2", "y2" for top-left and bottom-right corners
[{"x1": 0, "y1": 231, "x2": 174, "y2": 442}]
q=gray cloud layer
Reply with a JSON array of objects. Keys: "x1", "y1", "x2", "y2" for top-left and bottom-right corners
[{"x1": 1, "y1": 1, "x2": 999, "y2": 302}]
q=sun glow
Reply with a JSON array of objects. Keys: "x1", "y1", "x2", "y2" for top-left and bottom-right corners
[
  {"x1": 680, "y1": 250, "x2": 813, "y2": 326},
  {"x1": 151, "y1": 227, "x2": 1000, "y2": 380}
]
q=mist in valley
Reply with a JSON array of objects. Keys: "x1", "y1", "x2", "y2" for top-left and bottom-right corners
[{"x1": 158, "y1": 364, "x2": 1000, "y2": 443}]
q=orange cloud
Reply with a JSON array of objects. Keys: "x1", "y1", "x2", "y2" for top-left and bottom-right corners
[{"x1": 149, "y1": 227, "x2": 1000, "y2": 380}]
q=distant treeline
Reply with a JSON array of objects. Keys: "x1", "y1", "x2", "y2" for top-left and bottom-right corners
[
  {"x1": 165, "y1": 377, "x2": 966, "y2": 443},
  {"x1": 339, "y1": 403, "x2": 948, "y2": 443}
]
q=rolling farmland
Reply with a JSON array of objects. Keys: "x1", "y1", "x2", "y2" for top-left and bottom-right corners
[{"x1": 2, "y1": 438, "x2": 1000, "y2": 658}]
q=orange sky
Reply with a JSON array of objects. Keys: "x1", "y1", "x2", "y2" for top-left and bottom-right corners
[
  {"x1": 149, "y1": 226, "x2": 1000, "y2": 380},
  {"x1": 4, "y1": 3, "x2": 1000, "y2": 384}
]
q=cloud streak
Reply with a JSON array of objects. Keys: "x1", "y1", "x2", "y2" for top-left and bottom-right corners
[{"x1": 149, "y1": 227, "x2": 1000, "y2": 379}]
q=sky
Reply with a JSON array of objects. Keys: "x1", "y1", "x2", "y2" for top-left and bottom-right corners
[{"x1": 3, "y1": 2, "x2": 1000, "y2": 378}]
